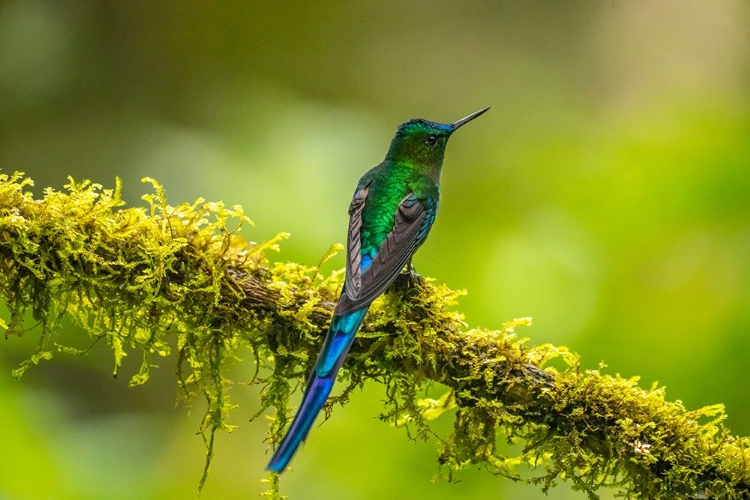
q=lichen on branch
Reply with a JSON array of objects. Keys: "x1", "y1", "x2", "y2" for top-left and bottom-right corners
[{"x1": 0, "y1": 172, "x2": 748, "y2": 499}]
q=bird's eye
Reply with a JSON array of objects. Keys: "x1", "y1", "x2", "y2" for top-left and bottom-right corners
[{"x1": 425, "y1": 135, "x2": 438, "y2": 147}]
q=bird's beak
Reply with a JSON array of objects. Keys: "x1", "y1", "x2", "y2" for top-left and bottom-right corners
[{"x1": 452, "y1": 107, "x2": 490, "y2": 130}]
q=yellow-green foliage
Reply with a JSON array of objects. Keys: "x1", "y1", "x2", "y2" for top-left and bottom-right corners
[{"x1": 1, "y1": 172, "x2": 749, "y2": 499}]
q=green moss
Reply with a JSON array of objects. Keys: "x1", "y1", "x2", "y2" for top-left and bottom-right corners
[{"x1": 1, "y1": 172, "x2": 749, "y2": 499}]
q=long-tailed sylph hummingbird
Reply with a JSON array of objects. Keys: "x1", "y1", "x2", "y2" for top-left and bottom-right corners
[{"x1": 267, "y1": 107, "x2": 489, "y2": 473}]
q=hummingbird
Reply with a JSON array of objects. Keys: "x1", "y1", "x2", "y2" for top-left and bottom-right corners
[{"x1": 267, "y1": 107, "x2": 489, "y2": 473}]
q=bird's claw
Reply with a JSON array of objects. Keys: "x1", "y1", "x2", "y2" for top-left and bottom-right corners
[{"x1": 393, "y1": 263, "x2": 425, "y2": 291}]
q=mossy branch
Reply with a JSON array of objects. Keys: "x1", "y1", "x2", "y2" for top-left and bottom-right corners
[{"x1": 1, "y1": 172, "x2": 749, "y2": 499}]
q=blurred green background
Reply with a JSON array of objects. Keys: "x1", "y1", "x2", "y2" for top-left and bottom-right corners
[{"x1": 1, "y1": 1, "x2": 749, "y2": 498}]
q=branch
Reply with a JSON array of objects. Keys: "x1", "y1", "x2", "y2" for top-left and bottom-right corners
[{"x1": 1, "y1": 172, "x2": 748, "y2": 499}]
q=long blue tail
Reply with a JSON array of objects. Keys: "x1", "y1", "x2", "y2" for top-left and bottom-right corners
[{"x1": 266, "y1": 307, "x2": 368, "y2": 473}]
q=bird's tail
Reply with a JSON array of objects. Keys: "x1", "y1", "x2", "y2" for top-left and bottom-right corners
[{"x1": 266, "y1": 307, "x2": 368, "y2": 473}]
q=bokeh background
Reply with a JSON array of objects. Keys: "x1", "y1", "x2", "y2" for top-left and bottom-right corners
[{"x1": 1, "y1": 1, "x2": 749, "y2": 498}]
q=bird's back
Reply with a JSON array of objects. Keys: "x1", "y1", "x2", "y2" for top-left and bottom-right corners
[{"x1": 357, "y1": 160, "x2": 440, "y2": 259}]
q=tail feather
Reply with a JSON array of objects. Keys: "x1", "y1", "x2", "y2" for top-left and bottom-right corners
[
  {"x1": 266, "y1": 372, "x2": 335, "y2": 473},
  {"x1": 266, "y1": 307, "x2": 368, "y2": 473}
]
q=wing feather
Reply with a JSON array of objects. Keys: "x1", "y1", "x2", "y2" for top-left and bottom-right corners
[
  {"x1": 344, "y1": 185, "x2": 369, "y2": 301},
  {"x1": 336, "y1": 193, "x2": 434, "y2": 315}
]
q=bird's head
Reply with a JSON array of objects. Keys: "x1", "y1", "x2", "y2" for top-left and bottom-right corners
[{"x1": 385, "y1": 108, "x2": 489, "y2": 168}]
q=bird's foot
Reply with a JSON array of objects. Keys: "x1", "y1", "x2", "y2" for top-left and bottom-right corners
[{"x1": 393, "y1": 263, "x2": 425, "y2": 291}]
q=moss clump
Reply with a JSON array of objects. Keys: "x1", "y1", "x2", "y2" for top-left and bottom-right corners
[
  {"x1": 0, "y1": 172, "x2": 267, "y2": 490},
  {"x1": 1, "y1": 172, "x2": 749, "y2": 499}
]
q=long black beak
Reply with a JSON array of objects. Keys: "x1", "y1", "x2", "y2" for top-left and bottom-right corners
[{"x1": 452, "y1": 107, "x2": 490, "y2": 130}]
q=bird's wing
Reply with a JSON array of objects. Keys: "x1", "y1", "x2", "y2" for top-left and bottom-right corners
[
  {"x1": 344, "y1": 184, "x2": 368, "y2": 302},
  {"x1": 337, "y1": 192, "x2": 434, "y2": 315}
]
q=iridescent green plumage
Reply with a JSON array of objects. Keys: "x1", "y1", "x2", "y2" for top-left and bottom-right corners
[{"x1": 267, "y1": 108, "x2": 489, "y2": 473}]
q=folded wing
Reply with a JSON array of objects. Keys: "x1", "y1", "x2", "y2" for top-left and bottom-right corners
[{"x1": 337, "y1": 192, "x2": 433, "y2": 316}]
